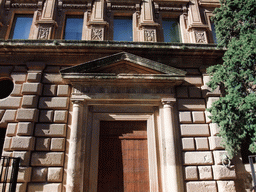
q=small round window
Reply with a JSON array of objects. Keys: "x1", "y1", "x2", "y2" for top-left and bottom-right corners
[{"x1": 0, "y1": 79, "x2": 14, "y2": 99}]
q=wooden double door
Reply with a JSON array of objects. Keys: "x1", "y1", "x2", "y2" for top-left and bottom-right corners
[{"x1": 97, "y1": 121, "x2": 150, "y2": 192}]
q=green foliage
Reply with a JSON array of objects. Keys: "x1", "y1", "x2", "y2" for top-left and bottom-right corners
[{"x1": 207, "y1": 0, "x2": 256, "y2": 158}]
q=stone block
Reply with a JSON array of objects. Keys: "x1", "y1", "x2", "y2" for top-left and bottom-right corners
[
  {"x1": 176, "y1": 87, "x2": 188, "y2": 98},
  {"x1": 22, "y1": 83, "x2": 42, "y2": 95},
  {"x1": 207, "y1": 97, "x2": 219, "y2": 109},
  {"x1": 51, "y1": 138, "x2": 65, "y2": 151},
  {"x1": 16, "y1": 183, "x2": 27, "y2": 192},
  {"x1": 57, "y1": 85, "x2": 69, "y2": 96},
  {"x1": 217, "y1": 180, "x2": 236, "y2": 192},
  {"x1": 189, "y1": 87, "x2": 201, "y2": 98},
  {"x1": 11, "y1": 72, "x2": 26, "y2": 83},
  {"x1": 42, "y1": 73, "x2": 63, "y2": 84},
  {"x1": 209, "y1": 136, "x2": 225, "y2": 150},
  {"x1": 44, "y1": 66, "x2": 60, "y2": 73},
  {"x1": 198, "y1": 166, "x2": 213, "y2": 180},
  {"x1": 185, "y1": 166, "x2": 198, "y2": 180},
  {"x1": 0, "y1": 110, "x2": 4, "y2": 120},
  {"x1": 178, "y1": 99, "x2": 206, "y2": 110},
  {"x1": 31, "y1": 152, "x2": 64, "y2": 166},
  {"x1": 17, "y1": 122, "x2": 34, "y2": 136},
  {"x1": 16, "y1": 109, "x2": 38, "y2": 122},
  {"x1": 210, "y1": 123, "x2": 220, "y2": 136},
  {"x1": 205, "y1": 111, "x2": 212, "y2": 123},
  {"x1": 17, "y1": 167, "x2": 32, "y2": 182},
  {"x1": 201, "y1": 85, "x2": 221, "y2": 98},
  {"x1": 185, "y1": 76, "x2": 203, "y2": 85},
  {"x1": 184, "y1": 152, "x2": 213, "y2": 165},
  {"x1": 10, "y1": 84, "x2": 22, "y2": 96},
  {"x1": 54, "y1": 110, "x2": 68, "y2": 123},
  {"x1": 47, "y1": 167, "x2": 63, "y2": 182},
  {"x1": 195, "y1": 137, "x2": 209, "y2": 150},
  {"x1": 11, "y1": 136, "x2": 34, "y2": 150},
  {"x1": 35, "y1": 124, "x2": 66, "y2": 137},
  {"x1": 0, "y1": 97, "x2": 22, "y2": 108},
  {"x1": 6, "y1": 123, "x2": 17, "y2": 136},
  {"x1": 180, "y1": 124, "x2": 210, "y2": 136},
  {"x1": 212, "y1": 165, "x2": 236, "y2": 180},
  {"x1": 27, "y1": 183, "x2": 62, "y2": 192},
  {"x1": 32, "y1": 167, "x2": 48, "y2": 182},
  {"x1": 27, "y1": 72, "x2": 42, "y2": 82},
  {"x1": 13, "y1": 151, "x2": 31, "y2": 166},
  {"x1": 39, "y1": 97, "x2": 69, "y2": 109},
  {"x1": 182, "y1": 138, "x2": 195, "y2": 151},
  {"x1": 192, "y1": 111, "x2": 205, "y2": 123},
  {"x1": 186, "y1": 181, "x2": 217, "y2": 192},
  {"x1": 0, "y1": 110, "x2": 16, "y2": 123},
  {"x1": 213, "y1": 150, "x2": 229, "y2": 165},
  {"x1": 179, "y1": 112, "x2": 192, "y2": 123},
  {"x1": 36, "y1": 138, "x2": 50, "y2": 151},
  {"x1": 39, "y1": 110, "x2": 53, "y2": 122},
  {"x1": 3, "y1": 137, "x2": 11, "y2": 150},
  {"x1": 43, "y1": 84, "x2": 57, "y2": 96},
  {"x1": 22, "y1": 95, "x2": 38, "y2": 108}
]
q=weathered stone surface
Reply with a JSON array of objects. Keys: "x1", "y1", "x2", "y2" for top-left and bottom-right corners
[
  {"x1": 17, "y1": 167, "x2": 32, "y2": 182},
  {"x1": 3, "y1": 136, "x2": 11, "y2": 150},
  {"x1": 195, "y1": 137, "x2": 209, "y2": 150},
  {"x1": 186, "y1": 181, "x2": 217, "y2": 192},
  {"x1": 0, "y1": 97, "x2": 21, "y2": 108},
  {"x1": 36, "y1": 138, "x2": 50, "y2": 151},
  {"x1": 185, "y1": 76, "x2": 202, "y2": 85},
  {"x1": 10, "y1": 84, "x2": 22, "y2": 96},
  {"x1": 178, "y1": 99, "x2": 205, "y2": 110},
  {"x1": 13, "y1": 151, "x2": 31, "y2": 166},
  {"x1": 217, "y1": 181, "x2": 236, "y2": 192},
  {"x1": 205, "y1": 111, "x2": 212, "y2": 123},
  {"x1": 182, "y1": 138, "x2": 195, "y2": 151},
  {"x1": 54, "y1": 110, "x2": 68, "y2": 123},
  {"x1": 44, "y1": 66, "x2": 60, "y2": 73},
  {"x1": 27, "y1": 183, "x2": 62, "y2": 192},
  {"x1": 31, "y1": 152, "x2": 64, "y2": 166},
  {"x1": 198, "y1": 166, "x2": 213, "y2": 180},
  {"x1": 11, "y1": 136, "x2": 34, "y2": 150},
  {"x1": 27, "y1": 72, "x2": 42, "y2": 82},
  {"x1": 43, "y1": 84, "x2": 57, "y2": 96},
  {"x1": 184, "y1": 152, "x2": 213, "y2": 165},
  {"x1": 207, "y1": 97, "x2": 219, "y2": 108},
  {"x1": 212, "y1": 165, "x2": 236, "y2": 180},
  {"x1": 39, "y1": 97, "x2": 69, "y2": 109},
  {"x1": 16, "y1": 109, "x2": 38, "y2": 121},
  {"x1": 0, "y1": 110, "x2": 16, "y2": 124},
  {"x1": 213, "y1": 150, "x2": 229, "y2": 165},
  {"x1": 189, "y1": 87, "x2": 201, "y2": 98},
  {"x1": 35, "y1": 124, "x2": 66, "y2": 137},
  {"x1": 0, "y1": 110, "x2": 4, "y2": 120},
  {"x1": 32, "y1": 167, "x2": 47, "y2": 182},
  {"x1": 0, "y1": 66, "x2": 13, "y2": 77},
  {"x1": 210, "y1": 123, "x2": 220, "y2": 136},
  {"x1": 39, "y1": 110, "x2": 53, "y2": 122},
  {"x1": 22, "y1": 95, "x2": 38, "y2": 108},
  {"x1": 179, "y1": 111, "x2": 192, "y2": 123},
  {"x1": 17, "y1": 122, "x2": 34, "y2": 136},
  {"x1": 201, "y1": 85, "x2": 221, "y2": 98},
  {"x1": 11, "y1": 72, "x2": 26, "y2": 83},
  {"x1": 42, "y1": 73, "x2": 63, "y2": 83},
  {"x1": 16, "y1": 183, "x2": 27, "y2": 192},
  {"x1": 185, "y1": 166, "x2": 198, "y2": 180},
  {"x1": 13, "y1": 66, "x2": 27, "y2": 72},
  {"x1": 57, "y1": 85, "x2": 69, "y2": 96},
  {"x1": 47, "y1": 167, "x2": 63, "y2": 182},
  {"x1": 22, "y1": 83, "x2": 42, "y2": 95},
  {"x1": 209, "y1": 136, "x2": 225, "y2": 150},
  {"x1": 192, "y1": 111, "x2": 205, "y2": 123},
  {"x1": 180, "y1": 124, "x2": 210, "y2": 136},
  {"x1": 50, "y1": 138, "x2": 65, "y2": 151},
  {"x1": 176, "y1": 87, "x2": 188, "y2": 98},
  {"x1": 6, "y1": 123, "x2": 17, "y2": 136}
]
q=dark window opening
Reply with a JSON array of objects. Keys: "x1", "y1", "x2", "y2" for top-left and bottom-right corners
[
  {"x1": 0, "y1": 79, "x2": 14, "y2": 99},
  {"x1": 241, "y1": 135, "x2": 255, "y2": 164},
  {"x1": 0, "y1": 128, "x2": 6, "y2": 156},
  {"x1": 113, "y1": 17, "x2": 133, "y2": 42},
  {"x1": 64, "y1": 15, "x2": 83, "y2": 40},
  {"x1": 162, "y1": 18, "x2": 180, "y2": 42}
]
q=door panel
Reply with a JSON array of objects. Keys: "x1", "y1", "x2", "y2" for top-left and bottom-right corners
[{"x1": 97, "y1": 121, "x2": 150, "y2": 192}]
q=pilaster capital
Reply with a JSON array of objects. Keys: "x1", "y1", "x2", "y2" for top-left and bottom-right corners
[
  {"x1": 71, "y1": 98, "x2": 84, "y2": 105},
  {"x1": 161, "y1": 98, "x2": 176, "y2": 106}
]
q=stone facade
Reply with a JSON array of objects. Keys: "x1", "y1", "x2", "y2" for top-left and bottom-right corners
[{"x1": 0, "y1": 0, "x2": 251, "y2": 192}]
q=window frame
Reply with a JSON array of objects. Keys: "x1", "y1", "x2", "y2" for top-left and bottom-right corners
[
  {"x1": 161, "y1": 18, "x2": 181, "y2": 43},
  {"x1": 63, "y1": 14, "x2": 84, "y2": 40},
  {"x1": 112, "y1": 16, "x2": 133, "y2": 42}
]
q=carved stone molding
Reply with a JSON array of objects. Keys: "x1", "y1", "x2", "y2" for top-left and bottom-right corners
[
  {"x1": 38, "y1": 26, "x2": 51, "y2": 40},
  {"x1": 144, "y1": 29, "x2": 156, "y2": 42},
  {"x1": 91, "y1": 28, "x2": 103, "y2": 41},
  {"x1": 111, "y1": 5, "x2": 136, "y2": 11},
  {"x1": 11, "y1": 3, "x2": 38, "y2": 8},
  {"x1": 159, "y1": 6, "x2": 183, "y2": 12},
  {"x1": 62, "y1": 4, "x2": 87, "y2": 9},
  {"x1": 195, "y1": 31, "x2": 207, "y2": 43}
]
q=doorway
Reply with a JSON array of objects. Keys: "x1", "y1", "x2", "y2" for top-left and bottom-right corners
[{"x1": 97, "y1": 121, "x2": 150, "y2": 192}]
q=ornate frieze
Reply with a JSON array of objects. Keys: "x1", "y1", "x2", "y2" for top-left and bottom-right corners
[
  {"x1": 195, "y1": 31, "x2": 207, "y2": 43},
  {"x1": 144, "y1": 29, "x2": 156, "y2": 42},
  {"x1": 91, "y1": 28, "x2": 103, "y2": 41},
  {"x1": 111, "y1": 5, "x2": 136, "y2": 11},
  {"x1": 159, "y1": 7, "x2": 183, "y2": 12},
  {"x1": 38, "y1": 27, "x2": 51, "y2": 40},
  {"x1": 11, "y1": 3, "x2": 38, "y2": 8},
  {"x1": 62, "y1": 4, "x2": 87, "y2": 9}
]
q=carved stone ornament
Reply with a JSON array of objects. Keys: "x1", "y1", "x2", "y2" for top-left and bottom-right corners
[
  {"x1": 195, "y1": 31, "x2": 206, "y2": 43},
  {"x1": 38, "y1": 27, "x2": 50, "y2": 40},
  {"x1": 91, "y1": 28, "x2": 103, "y2": 41},
  {"x1": 11, "y1": 3, "x2": 38, "y2": 8},
  {"x1": 62, "y1": 4, "x2": 87, "y2": 9},
  {"x1": 144, "y1": 29, "x2": 156, "y2": 42}
]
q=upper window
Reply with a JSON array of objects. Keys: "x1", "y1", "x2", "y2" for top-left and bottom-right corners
[
  {"x1": 210, "y1": 22, "x2": 217, "y2": 43},
  {"x1": 162, "y1": 19, "x2": 180, "y2": 43},
  {"x1": 10, "y1": 15, "x2": 33, "y2": 39},
  {"x1": 64, "y1": 16, "x2": 83, "y2": 40},
  {"x1": 113, "y1": 17, "x2": 133, "y2": 41}
]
